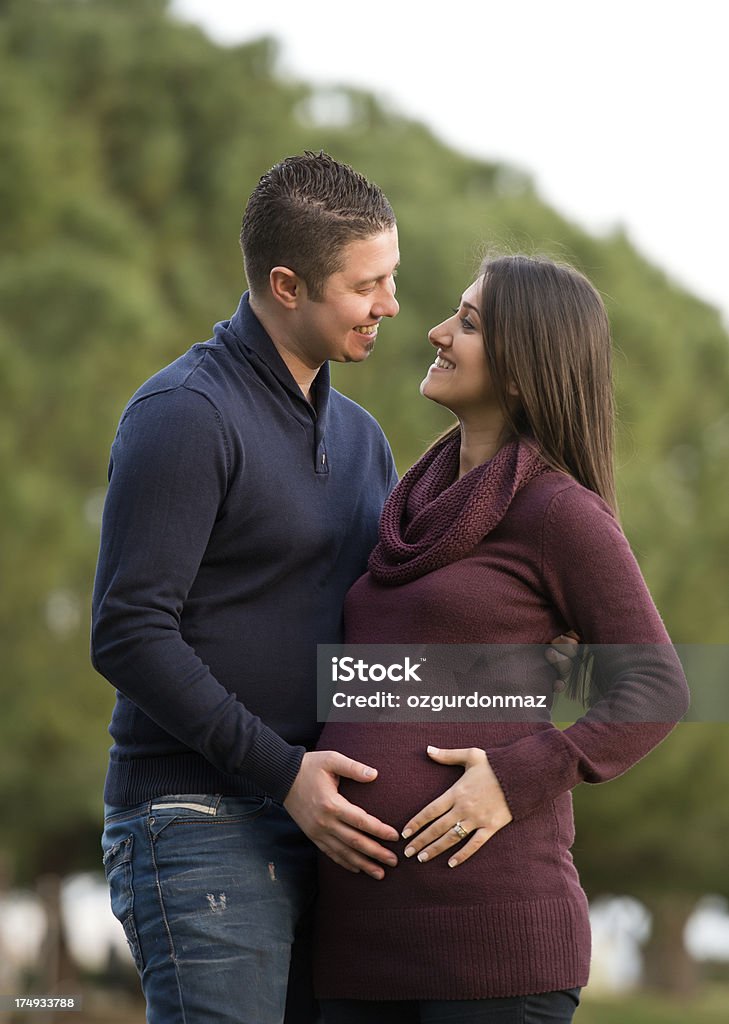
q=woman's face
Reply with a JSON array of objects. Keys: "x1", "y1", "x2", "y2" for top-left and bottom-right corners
[{"x1": 420, "y1": 276, "x2": 508, "y2": 429}]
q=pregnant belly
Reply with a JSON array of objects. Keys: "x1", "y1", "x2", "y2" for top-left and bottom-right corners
[
  {"x1": 316, "y1": 720, "x2": 572, "y2": 903},
  {"x1": 318, "y1": 720, "x2": 537, "y2": 819},
  {"x1": 322, "y1": 722, "x2": 463, "y2": 829}
]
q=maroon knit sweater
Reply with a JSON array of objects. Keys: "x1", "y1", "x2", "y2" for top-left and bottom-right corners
[{"x1": 314, "y1": 437, "x2": 689, "y2": 1000}]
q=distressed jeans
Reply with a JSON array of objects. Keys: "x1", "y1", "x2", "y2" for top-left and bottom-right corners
[{"x1": 102, "y1": 794, "x2": 320, "y2": 1024}]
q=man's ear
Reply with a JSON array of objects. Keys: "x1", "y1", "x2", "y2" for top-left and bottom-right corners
[{"x1": 269, "y1": 266, "x2": 304, "y2": 309}]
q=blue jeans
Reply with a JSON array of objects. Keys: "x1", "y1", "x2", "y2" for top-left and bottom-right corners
[
  {"x1": 320, "y1": 989, "x2": 581, "y2": 1023},
  {"x1": 102, "y1": 794, "x2": 320, "y2": 1024}
]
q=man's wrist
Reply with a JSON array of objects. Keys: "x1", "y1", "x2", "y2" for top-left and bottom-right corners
[{"x1": 239, "y1": 727, "x2": 306, "y2": 802}]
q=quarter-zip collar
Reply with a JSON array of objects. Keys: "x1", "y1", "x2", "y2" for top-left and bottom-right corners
[{"x1": 216, "y1": 292, "x2": 330, "y2": 474}]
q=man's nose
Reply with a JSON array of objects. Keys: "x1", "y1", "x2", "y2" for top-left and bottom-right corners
[{"x1": 373, "y1": 278, "x2": 399, "y2": 318}]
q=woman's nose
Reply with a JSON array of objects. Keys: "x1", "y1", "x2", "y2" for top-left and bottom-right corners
[{"x1": 428, "y1": 321, "x2": 450, "y2": 348}]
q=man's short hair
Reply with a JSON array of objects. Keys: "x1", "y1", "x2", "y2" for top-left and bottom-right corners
[{"x1": 240, "y1": 151, "x2": 395, "y2": 300}]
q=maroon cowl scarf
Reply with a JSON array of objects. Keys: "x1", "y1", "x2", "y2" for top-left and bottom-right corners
[{"x1": 369, "y1": 433, "x2": 550, "y2": 585}]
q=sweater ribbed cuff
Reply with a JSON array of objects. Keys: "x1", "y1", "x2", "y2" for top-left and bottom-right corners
[
  {"x1": 486, "y1": 727, "x2": 575, "y2": 821},
  {"x1": 239, "y1": 725, "x2": 305, "y2": 803}
]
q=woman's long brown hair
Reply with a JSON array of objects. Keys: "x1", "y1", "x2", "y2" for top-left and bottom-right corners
[
  {"x1": 431, "y1": 254, "x2": 617, "y2": 515},
  {"x1": 428, "y1": 255, "x2": 617, "y2": 705}
]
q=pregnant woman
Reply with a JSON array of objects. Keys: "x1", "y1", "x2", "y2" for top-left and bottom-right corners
[{"x1": 314, "y1": 254, "x2": 689, "y2": 1023}]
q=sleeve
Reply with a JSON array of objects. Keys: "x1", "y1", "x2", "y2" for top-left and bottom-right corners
[
  {"x1": 485, "y1": 483, "x2": 690, "y2": 821},
  {"x1": 385, "y1": 441, "x2": 399, "y2": 494},
  {"x1": 90, "y1": 387, "x2": 304, "y2": 801}
]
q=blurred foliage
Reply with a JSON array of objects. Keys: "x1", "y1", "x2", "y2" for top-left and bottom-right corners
[
  {"x1": 575, "y1": 723, "x2": 729, "y2": 901},
  {"x1": 0, "y1": 0, "x2": 727, "y2": 953},
  {"x1": 576, "y1": 985, "x2": 729, "y2": 1023}
]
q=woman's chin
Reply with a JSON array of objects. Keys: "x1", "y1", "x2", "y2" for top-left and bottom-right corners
[
  {"x1": 420, "y1": 377, "x2": 440, "y2": 401},
  {"x1": 420, "y1": 378, "x2": 451, "y2": 411}
]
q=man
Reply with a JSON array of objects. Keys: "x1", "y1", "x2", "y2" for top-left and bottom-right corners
[{"x1": 93, "y1": 152, "x2": 402, "y2": 1024}]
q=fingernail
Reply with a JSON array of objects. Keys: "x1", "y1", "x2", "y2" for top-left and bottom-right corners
[
  {"x1": 402, "y1": 828, "x2": 412, "y2": 839},
  {"x1": 417, "y1": 851, "x2": 429, "y2": 863},
  {"x1": 404, "y1": 846, "x2": 415, "y2": 858},
  {"x1": 427, "y1": 745, "x2": 438, "y2": 754},
  {"x1": 363, "y1": 767, "x2": 376, "y2": 778},
  {"x1": 448, "y1": 857, "x2": 458, "y2": 868}
]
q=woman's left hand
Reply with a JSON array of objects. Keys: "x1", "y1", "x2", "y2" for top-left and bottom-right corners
[{"x1": 401, "y1": 746, "x2": 512, "y2": 868}]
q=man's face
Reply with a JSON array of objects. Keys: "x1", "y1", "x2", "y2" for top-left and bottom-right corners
[{"x1": 293, "y1": 228, "x2": 400, "y2": 367}]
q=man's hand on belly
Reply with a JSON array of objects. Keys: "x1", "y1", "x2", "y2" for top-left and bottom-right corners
[{"x1": 284, "y1": 750, "x2": 400, "y2": 880}]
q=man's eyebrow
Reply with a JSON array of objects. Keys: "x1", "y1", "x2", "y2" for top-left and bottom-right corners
[{"x1": 353, "y1": 261, "x2": 400, "y2": 287}]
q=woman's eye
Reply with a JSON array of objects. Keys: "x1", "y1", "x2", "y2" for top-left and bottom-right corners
[{"x1": 451, "y1": 307, "x2": 475, "y2": 331}]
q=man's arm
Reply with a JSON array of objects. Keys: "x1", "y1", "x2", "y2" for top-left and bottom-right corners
[
  {"x1": 91, "y1": 387, "x2": 304, "y2": 796},
  {"x1": 93, "y1": 387, "x2": 398, "y2": 870}
]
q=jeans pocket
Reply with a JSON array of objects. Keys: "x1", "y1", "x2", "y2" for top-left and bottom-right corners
[
  {"x1": 103, "y1": 834, "x2": 143, "y2": 972},
  {"x1": 148, "y1": 794, "x2": 272, "y2": 839}
]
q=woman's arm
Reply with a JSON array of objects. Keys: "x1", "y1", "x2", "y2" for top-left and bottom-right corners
[{"x1": 485, "y1": 483, "x2": 689, "y2": 821}]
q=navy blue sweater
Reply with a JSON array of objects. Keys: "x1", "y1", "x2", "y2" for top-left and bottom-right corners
[{"x1": 92, "y1": 293, "x2": 397, "y2": 806}]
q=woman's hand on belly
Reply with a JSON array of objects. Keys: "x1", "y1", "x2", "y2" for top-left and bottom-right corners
[{"x1": 400, "y1": 746, "x2": 512, "y2": 869}]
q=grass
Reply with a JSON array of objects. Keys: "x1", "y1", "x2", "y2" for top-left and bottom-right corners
[{"x1": 577, "y1": 985, "x2": 729, "y2": 1023}]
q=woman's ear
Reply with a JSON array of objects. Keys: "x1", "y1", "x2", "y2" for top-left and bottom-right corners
[
  {"x1": 269, "y1": 266, "x2": 303, "y2": 309},
  {"x1": 506, "y1": 379, "x2": 520, "y2": 398}
]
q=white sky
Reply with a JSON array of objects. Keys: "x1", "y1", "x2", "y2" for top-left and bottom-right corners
[{"x1": 171, "y1": 0, "x2": 729, "y2": 326}]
